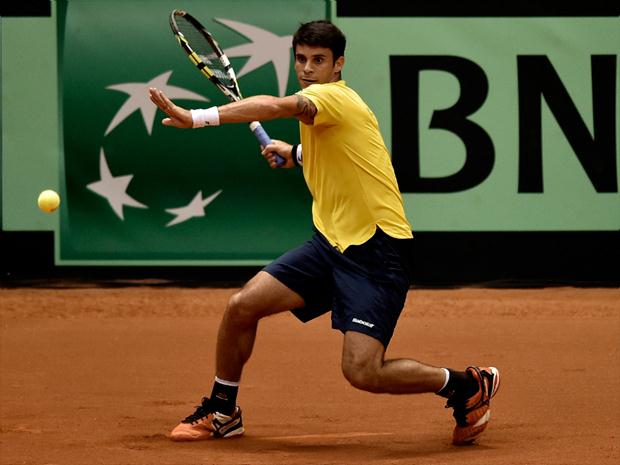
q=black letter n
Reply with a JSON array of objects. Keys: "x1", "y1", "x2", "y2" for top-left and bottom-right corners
[{"x1": 518, "y1": 55, "x2": 617, "y2": 193}]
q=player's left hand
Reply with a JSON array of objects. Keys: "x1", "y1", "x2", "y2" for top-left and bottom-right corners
[
  {"x1": 148, "y1": 87, "x2": 193, "y2": 128},
  {"x1": 262, "y1": 140, "x2": 296, "y2": 169}
]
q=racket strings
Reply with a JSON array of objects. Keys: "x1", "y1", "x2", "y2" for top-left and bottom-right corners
[{"x1": 176, "y1": 17, "x2": 234, "y2": 87}]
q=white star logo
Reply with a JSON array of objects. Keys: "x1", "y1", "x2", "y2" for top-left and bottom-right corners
[
  {"x1": 165, "y1": 190, "x2": 223, "y2": 227},
  {"x1": 216, "y1": 18, "x2": 293, "y2": 97},
  {"x1": 89, "y1": 20, "x2": 291, "y2": 229},
  {"x1": 105, "y1": 71, "x2": 209, "y2": 135},
  {"x1": 87, "y1": 149, "x2": 148, "y2": 220}
]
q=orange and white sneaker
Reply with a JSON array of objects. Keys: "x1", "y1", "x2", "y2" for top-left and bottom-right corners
[
  {"x1": 447, "y1": 366, "x2": 500, "y2": 445},
  {"x1": 169, "y1": 397, "x2": 244, "y2": 441}
]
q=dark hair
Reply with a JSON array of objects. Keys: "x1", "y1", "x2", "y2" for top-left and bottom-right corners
[{"x1": 292, "y1": 20, "x2": 346, "y2": 61}]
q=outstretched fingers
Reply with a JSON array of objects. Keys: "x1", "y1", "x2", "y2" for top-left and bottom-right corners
[
  {"x1": 148, "y1": 87, "x2": 168, "y2": 110},
  {"x1": 148, "y1": 87, "x2": 192, "y2": 128}
]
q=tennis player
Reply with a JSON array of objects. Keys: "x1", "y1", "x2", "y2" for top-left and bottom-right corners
[{"x1": 149, "y1": 20, "x2": 499, "y2": 446}]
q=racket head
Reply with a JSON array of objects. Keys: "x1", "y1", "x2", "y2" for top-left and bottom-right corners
[{"x1": 169, "y1": 9, "x2": 242, "y2": 101}]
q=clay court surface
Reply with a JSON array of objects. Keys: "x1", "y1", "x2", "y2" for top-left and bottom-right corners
[{"x1": 1, "y1": 285, "x2": 618, "y2": 465}]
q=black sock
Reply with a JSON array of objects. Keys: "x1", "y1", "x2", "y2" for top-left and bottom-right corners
[
  {"x1": 210, "y1": 379, "x2": 238, "y2": 416},
  {"x1": 437, "y1": 369, "x2": 478, "y2": 399}
]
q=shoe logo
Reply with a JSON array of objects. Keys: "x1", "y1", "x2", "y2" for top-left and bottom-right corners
[{"x1": 352, "y1": 318, "x2": 375, "y2": 328}]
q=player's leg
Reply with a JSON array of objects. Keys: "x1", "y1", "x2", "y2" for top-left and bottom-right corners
[
  {"x1": 215, "y1": 270, "x2": 305, "y2": 382},
  {"x1": 170, "y1": 235, "x2": 331, "y2": 442},
  {"x1": 340, "y1": 331, "x2": 500, "y2": 445},
  {"x1": 335, "y1": 233, "x2": 449, "y2": 393},
  {"x1": 341, "y1": 332, "x2": 489, "y2": 398},
  {"x1": 170, "y1": 271, "x2": 303, "y2": 442},
  {"x1": 334, "y1": 228, "x2": 500, "y2": 445},
  {"x1": 340, "y1": 331, "x2": 445, "y2": 393}
]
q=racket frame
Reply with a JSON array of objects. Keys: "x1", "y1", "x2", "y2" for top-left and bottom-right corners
[{"x1": 169, "y1": 9, "x2": 286, "y2": 166}]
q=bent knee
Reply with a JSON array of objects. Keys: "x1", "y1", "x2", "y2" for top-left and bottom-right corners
[
  {"x1": 341, "y1": 332, "x2": 386, "y2": 392},
  {"x1": 225, "y1": 291, "x2": 261, "y2": 326},
  {"x1": 341, "y1": 357, "x2": 382, "y2": 393}
]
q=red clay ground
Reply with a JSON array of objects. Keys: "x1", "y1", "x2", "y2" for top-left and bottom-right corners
[{"x1": 1, "y1": 286, "x2": 619, "y2": 465}]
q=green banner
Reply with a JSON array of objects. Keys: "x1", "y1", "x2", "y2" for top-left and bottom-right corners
[
  {"x1": 59, "y1": 0, "x2": 328, "y2": 264},
  {"x1": 58, "y1": 5, "x2": 618, "y2": 265},
  {"x1": 338, "y1": 16, "x2": 619, "y2": 231}
]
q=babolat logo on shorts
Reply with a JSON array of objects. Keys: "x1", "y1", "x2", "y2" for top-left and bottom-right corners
[{"x1": 352, "y1": 318, "x2": 375, "y2": 328}]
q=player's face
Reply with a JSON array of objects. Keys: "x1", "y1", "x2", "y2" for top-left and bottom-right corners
[{"x1": 294, "y1": 44, "x2": 344, "y2": 89}]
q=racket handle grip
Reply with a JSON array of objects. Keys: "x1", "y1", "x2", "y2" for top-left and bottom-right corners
[{"x1": 249, "y1": 122, "x2": 286, "y2": 167}]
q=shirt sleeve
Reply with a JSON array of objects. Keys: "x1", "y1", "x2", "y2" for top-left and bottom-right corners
[{"x1": 298, "y1": 84, "x2": 340, "y2": 127}]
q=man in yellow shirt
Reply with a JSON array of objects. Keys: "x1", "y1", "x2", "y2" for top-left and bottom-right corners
[{"x1": 149, "y1": 20, "x2": 499, "y2": 446}]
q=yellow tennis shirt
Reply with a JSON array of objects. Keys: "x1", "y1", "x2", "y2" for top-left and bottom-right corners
[{"x1": 298, "y1": 80, "x2": 412, "y2": 252}]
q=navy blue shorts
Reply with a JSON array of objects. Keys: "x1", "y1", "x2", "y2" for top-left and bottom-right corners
[{"x1": 263, "y1": 228, "x2": 413, "y2": 348}]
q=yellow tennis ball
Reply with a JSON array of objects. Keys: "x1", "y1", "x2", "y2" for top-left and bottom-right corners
[{"x1": 37, "y1": 189, "x2": 61, "y2": 213}]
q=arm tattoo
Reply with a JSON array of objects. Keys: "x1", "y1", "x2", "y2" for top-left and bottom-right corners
[{"x1": 295, "y1": 95, "x2": 317, "y2": 124}]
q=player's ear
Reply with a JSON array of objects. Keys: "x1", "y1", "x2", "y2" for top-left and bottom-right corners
[{"x1": 334, "y1": 56, "x2": 344, "y2": 74}]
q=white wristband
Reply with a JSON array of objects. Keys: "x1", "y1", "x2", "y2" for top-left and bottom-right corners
[
  {"x1": 295, "y1": 144, "x2": 303, "y2": 166},
  {"x1": 191, "y1": 107, "x2": 220, "y2": 128}
]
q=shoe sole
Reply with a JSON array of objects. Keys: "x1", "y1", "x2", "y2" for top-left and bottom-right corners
[
  {"x1": 170, "y1": 427, "x2": 245, "y2": 442},
  {"x1": 170, "y1": 413, "x2": 245, "y2": 442}
]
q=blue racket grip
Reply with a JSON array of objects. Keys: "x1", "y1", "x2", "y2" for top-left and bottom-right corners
[{"x1": 249, "y1": 121, "x2": 286, "y2": 167}]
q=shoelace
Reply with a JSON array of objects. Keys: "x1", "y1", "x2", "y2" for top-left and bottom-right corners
[{"x1": 183, "y1": 397, "x2": 213, "y2": 423}]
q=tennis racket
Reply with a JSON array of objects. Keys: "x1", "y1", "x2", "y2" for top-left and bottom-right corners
[{"x1": 169, "y1": 9, "x2": 285, "y2": 166}]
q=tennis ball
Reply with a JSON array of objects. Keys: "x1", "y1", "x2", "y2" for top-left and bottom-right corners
[{"x1": 37, "y1": 189, "x2": 61, "y2": 213}]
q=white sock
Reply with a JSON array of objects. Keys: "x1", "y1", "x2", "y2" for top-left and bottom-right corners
[
  {"x1": 214, "y1": 376, "x2": 240, "y2": 387},
  {"x1": 437, "y1": 368, "x2": 450, "y2": 393}
]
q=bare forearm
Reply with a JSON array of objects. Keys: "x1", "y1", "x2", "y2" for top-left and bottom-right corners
[
  {"x1": 149, "y1": 86, "x2": 315, "y2": 128},
  {"x1": 217, "y1": 95, "x2": 297, "y2": 124}
]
